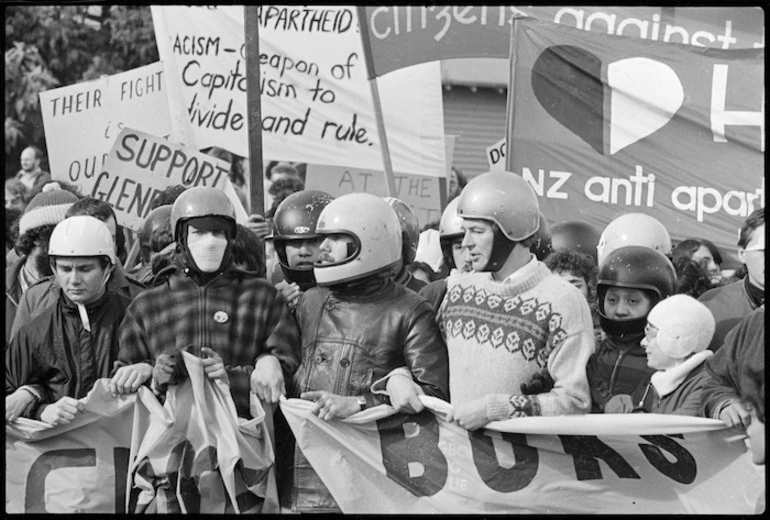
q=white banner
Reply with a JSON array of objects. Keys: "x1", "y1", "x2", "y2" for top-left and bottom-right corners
[
  {"x1": 280, "y1": 396, "x2": 764, "y2": 514},
  {"x1": 5, "y1": 381, "x2": 135, "y2": 514},
  {"x1": 39, "y1": 62, "x2": 176, "y2": 197},
  {"x1": 151, "y1": 5, "x2": 447, "y2": 177}
]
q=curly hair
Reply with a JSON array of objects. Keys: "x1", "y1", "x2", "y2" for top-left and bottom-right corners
[
  {"x1": 5, "y1": 207, "x2": 21, "y2": 250},
  {"x1": 150, "y1": 185, "x2": 187, "y2": 211},
  {"x1": 15, "y1": 224, "x2": 56, "y2": 257},
  {"x1": 672, "y1": 238, "x2": 723, "y2": 266},
  {"x1": 673, "y1": 256, "x2": 713, "y2": 298},
  {"x1": 544, "y1": 249, "x2": 597, "y2": 303},
  {"x1": 232, "y1": 224, "x2": 266, "y2": 277}
]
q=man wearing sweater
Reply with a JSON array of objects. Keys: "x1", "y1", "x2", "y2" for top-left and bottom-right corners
[{"x1": 437, "y1": 171, "x2": 595, "y2": 430}]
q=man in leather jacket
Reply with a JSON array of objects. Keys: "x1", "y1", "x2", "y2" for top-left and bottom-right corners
[{"x1": 288, "y1": 193, "x2": 449, "y2": 513}]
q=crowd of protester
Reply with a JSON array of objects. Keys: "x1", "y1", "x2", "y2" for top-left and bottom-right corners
[{"x1": 4, "y1": 146, "x2": 765, "y2": 512}]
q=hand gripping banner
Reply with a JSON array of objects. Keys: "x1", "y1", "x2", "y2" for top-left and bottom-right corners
[
  {"x1": 5, "y1": 380, "x2": 135, "y2": 514},
  {"x1": 126, "y1": 352, "x2": 278, "y2": 514},
  {"x1": 280, "y1": 396, "x2": 764, "y2": 514}
]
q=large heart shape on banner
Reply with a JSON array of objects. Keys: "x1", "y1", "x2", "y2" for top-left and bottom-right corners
[{"x1": 532, "y1": 46, "x2": 683, "y2": 156}]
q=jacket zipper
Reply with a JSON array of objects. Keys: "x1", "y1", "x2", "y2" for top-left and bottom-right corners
[{"x1": 608, "y1": 348, "x2": 629, "y2": 395}]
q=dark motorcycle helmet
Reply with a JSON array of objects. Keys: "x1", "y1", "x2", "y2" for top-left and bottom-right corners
[
  {"x1": 383, "y1": 197, "x2": 420, "y2": 265},
  {"x1": 597, "y1": 245, "x2": 676, "y2": 337},
  {"x1": 550, "y1": 220, "x2": 601, "y2": 264},
  {"x1": 529, "y1": 213, "x2": 552, "y2": 261},
  {"x1": 271, "y1": 190, "x2": 334, "y2": 290}
]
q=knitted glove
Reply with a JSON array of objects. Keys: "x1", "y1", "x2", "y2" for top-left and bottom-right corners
[{"x1": 520, "y1": 372, "x2": 555, "y2": 395}]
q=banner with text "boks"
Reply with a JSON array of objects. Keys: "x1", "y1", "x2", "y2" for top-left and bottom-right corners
[{"x1": 280, "y1": 397, "x2": 763, "y2": 514}]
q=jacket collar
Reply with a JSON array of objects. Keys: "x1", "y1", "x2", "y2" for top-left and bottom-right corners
[{"x1": 650, "y1": 350, "x2": 713, "y2": 397}]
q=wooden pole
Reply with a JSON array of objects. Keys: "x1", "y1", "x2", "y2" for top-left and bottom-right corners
[
  {"x1": 357, "y1": 6, "x2": 396, "y2": 197},
  {"x1": 244, "y1": 6, "x2": 265, "y2": 217},
  {"x1": 367, "y1": 78, "x2": 397, "y2": 197}
]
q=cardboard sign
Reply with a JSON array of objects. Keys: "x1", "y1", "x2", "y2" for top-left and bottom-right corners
[
  {"x1": 152, "y1": 5, "x2": 447, "y2": 177},
  {"x1": 304, "y1": 164, "x2": 442, "y2": 226},
  {"x1": 97, "y1": 128, "x2": 246, "y2": 230},
  {"x1": 39, "y1": 62, "x2": 176, "y2": 197},
  {"x1": 280, "y1": 397, "x2": 765, "y2": 514},
  {"x1": 504, "y1": 18, "x2": 764, "y2": 261}
]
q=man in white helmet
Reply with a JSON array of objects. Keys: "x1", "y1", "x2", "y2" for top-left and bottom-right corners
[
  {"x1": 288, "y1": 192, "x2": 449, "y2": 513},
  {"x1": 436, "y1": 171, "x2": 595, "y2": 431},
  {"x1": 6, "y1": 216, "x2": 131, "y2": 425}
]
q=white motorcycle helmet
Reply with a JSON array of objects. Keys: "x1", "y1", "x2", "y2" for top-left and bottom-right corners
[
  {"x1": 48, "y1": 215, "x2": 116, "y2": 265},
  {"x1": 314, "y1": 193, "x2": 402, "y2": 286},
  {"x1": 597, "y1": 213, "x2": 672, "y2": 267}
]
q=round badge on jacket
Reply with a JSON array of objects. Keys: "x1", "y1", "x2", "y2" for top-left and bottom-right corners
[{"x1": 213, "y1": 311, "x2": 229, "y2": 323}]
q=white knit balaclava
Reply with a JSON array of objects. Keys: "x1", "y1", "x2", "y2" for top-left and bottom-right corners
[{"x1": 647, "y1": 294, "x2": 715, "y2": 359}]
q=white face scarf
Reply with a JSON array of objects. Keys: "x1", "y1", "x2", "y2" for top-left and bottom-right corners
[{"x1": 187, "y1": 234, "x2": 228, "y2": 273}]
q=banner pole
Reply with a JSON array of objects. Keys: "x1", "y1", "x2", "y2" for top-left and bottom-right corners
[
  {"x1": 368, "y1": 78, "x2": 397, "y2": 197},
  {"x1": 357, "y1": 6, "x2": 396, "y2": 197},
  {"x1": 504, "y1": 15, "x2": 524, "y2": 173},
  {"x1": 244, "y1": 5, "x2": 265, "y2": 217}
]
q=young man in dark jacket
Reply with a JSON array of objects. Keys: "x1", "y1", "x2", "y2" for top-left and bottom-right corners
[{"x1": 6, "y1": 216, "x2": 129, "y2": 424}]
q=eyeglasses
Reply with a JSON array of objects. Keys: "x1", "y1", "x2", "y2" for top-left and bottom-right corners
[
  {"x1": 742, "y1": 244, "x2": 765, "y2": 252},
  {"x1": 644, "y1": 323, "x2": 658, "y2": 340}
]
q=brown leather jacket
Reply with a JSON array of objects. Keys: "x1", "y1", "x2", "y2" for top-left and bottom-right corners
[
  {"x1": 288, "y1": 275, "x2": 449, "y2": 513},
  {"x1": 292, "y1": 280, "x2": 449, "y2": 404}
]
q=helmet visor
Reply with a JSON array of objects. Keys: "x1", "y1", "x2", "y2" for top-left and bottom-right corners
[{"x1": 314, "y1": 231, "x2": 361, "y2": 269}]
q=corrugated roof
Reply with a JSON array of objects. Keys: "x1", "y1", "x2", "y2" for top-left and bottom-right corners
[
  {"x1": 441, "y1": 58, "x2": 510, "y2": 88},
  {"x1": 443, "y1": 86, "x2": 507, "y2": 178}
]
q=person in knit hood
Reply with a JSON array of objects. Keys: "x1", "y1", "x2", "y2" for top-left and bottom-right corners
[
  {"x1": 435, "y1": 171, "x2": 595, "y2": 431},
  {"x1": 605, "y1": 294, "x2": 716, "y2": 416},
  {"x1": 5, "y1": 182, "x2": 79, "y2": 344}
]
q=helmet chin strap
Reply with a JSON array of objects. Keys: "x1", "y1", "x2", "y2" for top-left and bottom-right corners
[
  {"x1": 481, "y1": 228, "x2": 516, "y2": 273},
  {"x1": 76, "y1": 264, "x2": 114, "y2": 332}
]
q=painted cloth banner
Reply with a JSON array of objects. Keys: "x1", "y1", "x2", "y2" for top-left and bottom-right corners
[
  {"x1": 5, "y1": 380, "x2": 135, "y2": 514},
  {"x1": 96, "y1": 127, "x2": 247, "y2": 231},
  {"x1": 126, "y1": 352, "x2": 278, "y2": 514},
  {"x1": 39, "y1": 62, "x2": 176, "y2": 197},
  {"x1": 504, "y1": 18, "x2": 764, "y2": 260},
  {"x1": 359, "y1": 6, "x2": 764, "y2": 77},
  {"x1": 151, "y1": 5, "x2": 446, "y2": 177},
  {"x1": 280, "y1": 396, "x2": 763, "y2": 514}
]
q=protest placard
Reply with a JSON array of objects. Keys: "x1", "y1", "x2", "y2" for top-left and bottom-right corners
[
  {"x1": 151, "y1": 5, "x2": 446, "y2": 178},
  {"x1": 97, "y1": 127, "x2": 246, "y2": 230},
  {"x1": 280, "y1": 397, "x2": 765, "y2": 514},
  {"x1": 39, "y1": 62, "x2": 175, "y2": 198},
  {"x1": 503, "y1": 18, "x2": 764, "y2": 260},
  {"x1": 358, "y1": 6, "x2": 764, "y2": 77},
  {"x1": 304, "y1": 164, "x2": 442, "y2": 226}
]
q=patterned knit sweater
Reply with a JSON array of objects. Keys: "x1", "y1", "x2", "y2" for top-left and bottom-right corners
[{"x1": 438, "y1": 259, "x2": 594, "y2": 419}]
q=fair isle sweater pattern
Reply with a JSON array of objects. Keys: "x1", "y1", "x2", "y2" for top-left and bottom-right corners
[
  {"x1": 442, "y1": 285, "x2": 569, "y2": 368},
  {"x1": 439, "y1": 263, "x2": 593, "y2": 419}
]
